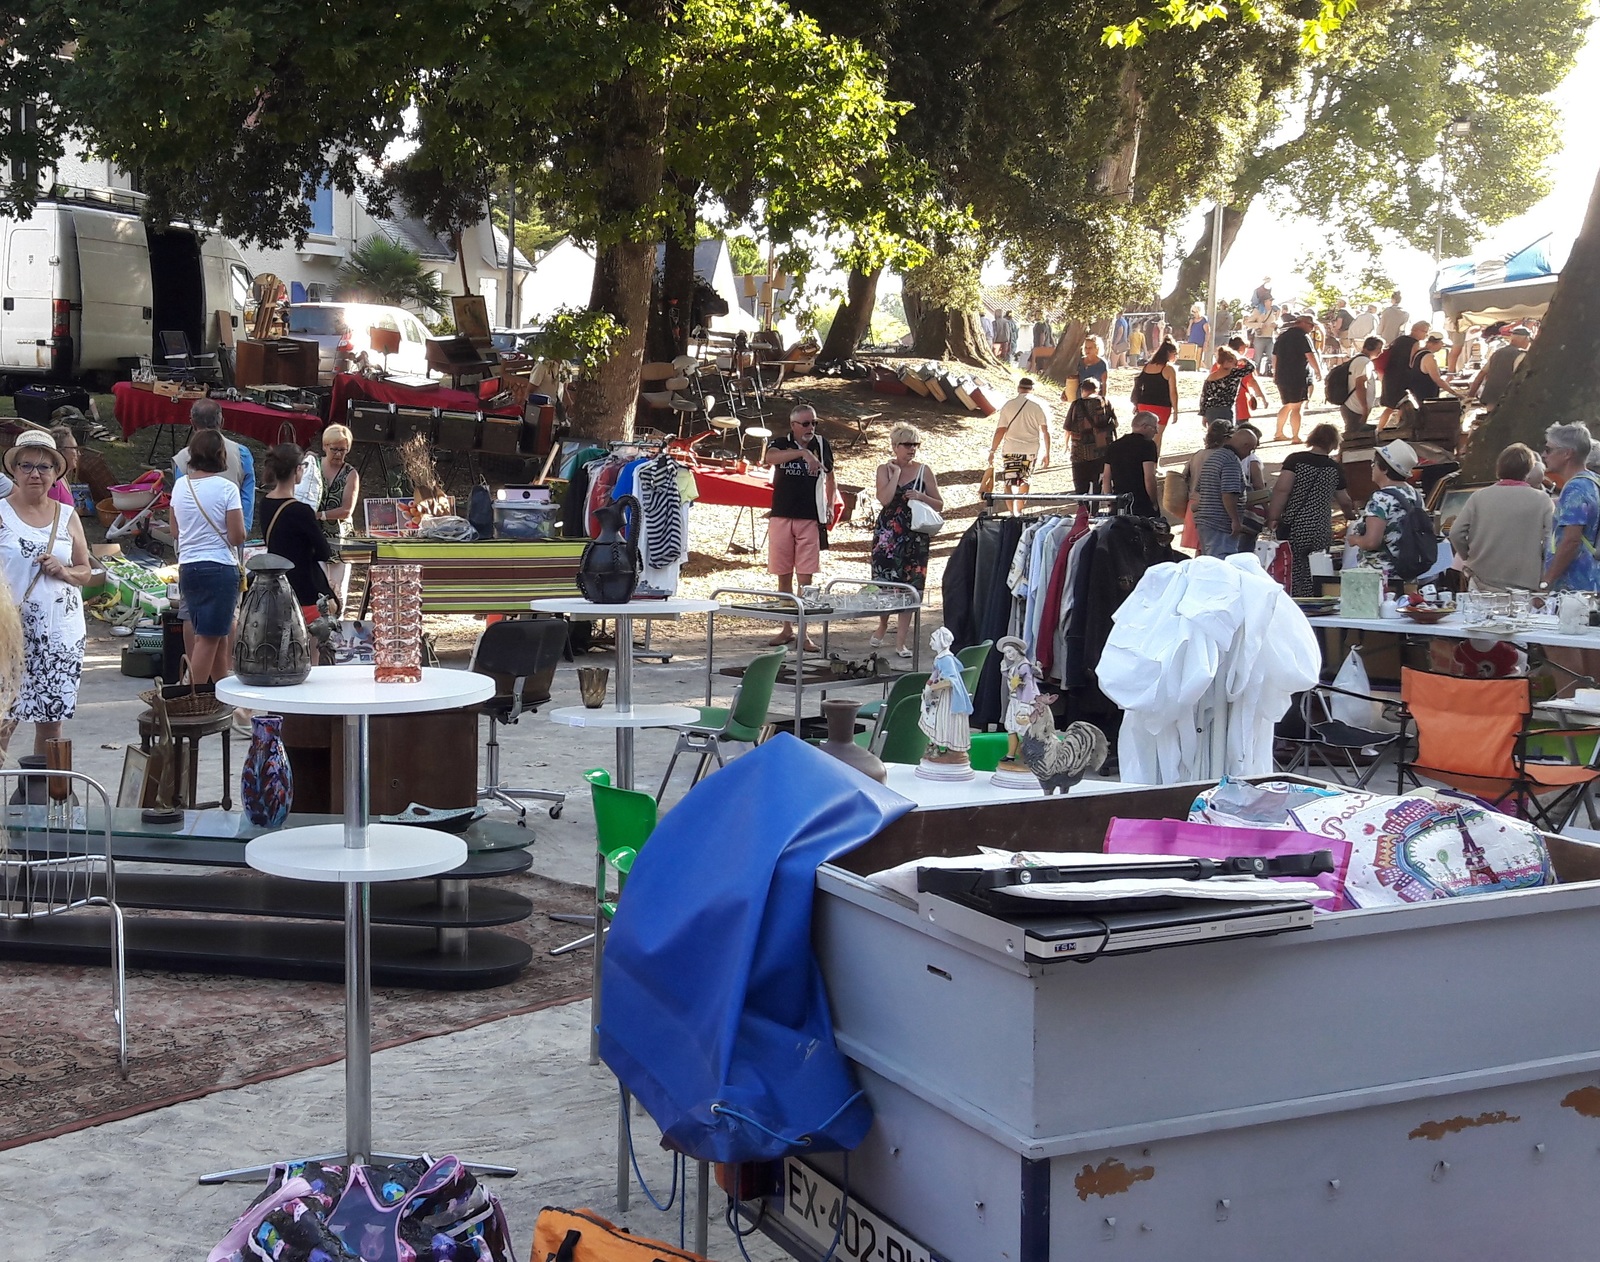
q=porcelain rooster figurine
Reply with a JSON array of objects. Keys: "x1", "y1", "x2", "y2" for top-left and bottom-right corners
[{"x1": 1017, "y1": 702, "x2": 1109, "y2": 796}]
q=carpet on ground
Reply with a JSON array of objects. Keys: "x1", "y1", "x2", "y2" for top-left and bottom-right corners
[{"x1": 0, "y1": 871, "x2": 592, "y2": 1150}]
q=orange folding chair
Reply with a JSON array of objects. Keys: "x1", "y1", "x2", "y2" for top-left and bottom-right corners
[{"x1": 1397, "y1": 667, "x2": 1600, "y2": 830}]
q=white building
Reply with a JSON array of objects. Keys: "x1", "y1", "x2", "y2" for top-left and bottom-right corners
[
  {"x1": 522, "y1": 236, "x2": 758, "y2": 333},
  {"x1": 51, "y1": 146, "x2": 530, "y2": 323}
]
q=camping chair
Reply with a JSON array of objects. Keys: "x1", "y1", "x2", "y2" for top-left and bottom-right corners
[
  {"x1": 1276, "y1": 683, "x2": 1402, "y2": 788},
  {"x1": 158, "y1": 329, "x2": 221, "y2": 383},
  {"x1": 549, "y1": 768, "x2": 657, "y2": 959},
  {"x1": 471, "y1": 617, "x2": 569, "y2": 822},
  {"x1": 655, "y1": 649, "x2": 785, "y2": 802},
  {"x1": 0, "y1": 769, "x2": 127, "y2": 1075},
  {"x1": 1397, "y1": 667, "x2": 1600, "y2": 831},
  {"x1": 877, "y1": 694, "x2": 930, "y2": 765}
]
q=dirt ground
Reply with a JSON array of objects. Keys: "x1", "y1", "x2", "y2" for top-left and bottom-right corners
[{"x1": 672, "y1": 358, "x2": 1346, "y2": 610}]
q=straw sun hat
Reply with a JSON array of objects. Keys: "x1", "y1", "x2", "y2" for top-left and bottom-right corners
[{"x1": 2, "y1": 431, "x2": 66, "y2": 479}]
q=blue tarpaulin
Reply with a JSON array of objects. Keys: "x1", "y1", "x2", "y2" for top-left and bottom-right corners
[{"x1": 596, "y1": 734, "x2": 914, "y2": 1163}]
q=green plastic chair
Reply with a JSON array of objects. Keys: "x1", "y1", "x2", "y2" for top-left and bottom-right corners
[
  {"x1": 877, "y1": 694, "x2": 931, "y2": 765},
  {"x1": 957, "y1": 639, "x2": 993, "y2": 695},
  {"x1": 969, "y1": 731, "x2": 1009, "y2": 772},
  {"x1": 855, "y1": 671, "x2": 929, "y2": 752},
  {"x1": 655, "y1": 649, "x2": 786, "y2": 802},
  {"x1": 550, "y1": 767, "x2": 658, "y2": 958}
]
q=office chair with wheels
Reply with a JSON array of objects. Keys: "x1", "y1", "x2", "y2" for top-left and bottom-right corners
[{"x1": 472, "y1": 617, "x2": 569, "y2": 823}]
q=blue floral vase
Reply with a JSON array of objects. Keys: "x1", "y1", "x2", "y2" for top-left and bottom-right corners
[{"x1": 241, "y1": 714, "x2": 293, "y2": 827}]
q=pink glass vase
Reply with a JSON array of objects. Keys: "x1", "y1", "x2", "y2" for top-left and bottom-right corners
[{"x1": 371, "y1": 564, "x2": 423, "y2": 683}]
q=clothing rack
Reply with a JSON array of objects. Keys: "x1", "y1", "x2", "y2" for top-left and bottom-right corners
[{"x1": 981, "y1": 491, "x2": 1118, "y2": 513}]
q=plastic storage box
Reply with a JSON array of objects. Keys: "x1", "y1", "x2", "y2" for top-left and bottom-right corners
[{"x1": 492, "y1": 486, "x2": 562, "y2": 541}]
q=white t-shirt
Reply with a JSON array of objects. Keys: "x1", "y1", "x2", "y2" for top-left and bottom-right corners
[
  {"x1": 174, "y1": 474, "x2": 242, "y2": 567},
  {"x1": 1346, "y1": 354, "x2": 1374, "y2": 410},
  {"x1": 995, "y1": 395, "x2": 1050, "y2": 456}
]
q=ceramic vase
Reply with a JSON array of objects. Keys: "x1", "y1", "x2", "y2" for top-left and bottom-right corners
[
  {"x1": 241, "y1": 715, "x2": 293, "y2": 827},
  {"x1": 816, "y1": 699, "x2": 888, "y2": 783},
  {"x1": 234, "y1": 553, "x2": 312, "y2": 686},
  {"x1": 576, "y1": 495, "x2": 642, "y2": 604}
]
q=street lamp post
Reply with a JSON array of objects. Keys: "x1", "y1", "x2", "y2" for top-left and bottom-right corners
[{"x1": 1434, "y1": 116, "x2": 1473, "y2": 262}]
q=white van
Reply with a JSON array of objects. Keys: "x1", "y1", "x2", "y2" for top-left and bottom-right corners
[{"x1": 1, "y1": 184, "x2": 252, "y2": 386}]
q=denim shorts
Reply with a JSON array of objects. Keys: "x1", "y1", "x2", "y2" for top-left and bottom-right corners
[{"x1": 180, "y1": 561, "x2": 240, "y2": 637}]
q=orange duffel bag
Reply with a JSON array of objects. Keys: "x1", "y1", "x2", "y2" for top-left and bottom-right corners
[{"x1": 531, "y1": 1207, "x2": 712, "y2": 1262}]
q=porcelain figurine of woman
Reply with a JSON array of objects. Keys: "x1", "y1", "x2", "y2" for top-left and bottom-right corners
[{"x1": 917, "y1": 626, "x2": 974, "y2": 778}]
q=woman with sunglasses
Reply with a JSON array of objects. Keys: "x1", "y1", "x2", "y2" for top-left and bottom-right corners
[
  {"x1": 0, "y1": 432, "x2": 90, "y2": 756},
  {"x1": 870, "y1": 423, "x2": 942, "y2": 658}
]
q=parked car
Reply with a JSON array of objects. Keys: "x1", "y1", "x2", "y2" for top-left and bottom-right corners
[
  {"x1": 285, "y1": 302, "x2": 434, "y2": 382},
  {"x1": 490, "y1": 326, "x2": 543, "y2": 356}
]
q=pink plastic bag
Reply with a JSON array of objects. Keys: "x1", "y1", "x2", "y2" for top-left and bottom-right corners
[{"x1": 1104, "y1": 816, "x2": 1355, "y2": 911}]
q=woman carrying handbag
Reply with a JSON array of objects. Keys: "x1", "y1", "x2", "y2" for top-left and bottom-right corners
[{"x1": 870, "y1": 423, "x2": 943, "y2": 658}]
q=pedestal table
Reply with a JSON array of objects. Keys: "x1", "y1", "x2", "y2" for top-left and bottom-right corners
[
  {"x1": 201, "y1": 665, "x2": 495, "y2": 1183},
  {"x1": 531, "y1": 598, "x2": 717, "y2": 1224}
]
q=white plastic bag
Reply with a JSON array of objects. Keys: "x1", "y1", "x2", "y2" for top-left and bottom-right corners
[
  {"x1": 294, "y1": 452, "x2": 323, "y2": 508},
  {"x1": 1329, "y1": 647, "x2": 1388, "y2": 731}
]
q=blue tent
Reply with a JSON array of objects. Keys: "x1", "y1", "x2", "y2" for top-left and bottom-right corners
[
  {"x1": 597, "y1": 734, "x2": 914, "y2": 1163},
  {"x1": 1431, "y1": 236, "x2": 1560, "y2": 330}
]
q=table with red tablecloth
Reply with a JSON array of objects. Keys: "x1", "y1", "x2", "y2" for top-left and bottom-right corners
[
  {"x1": 693, "y1": 468, "x2": 773, "y2": 509},
  {"x1": 327, "y1": 373, "x2": 522, "y2": 422},
  {"x1": 113, "y1": 383, "x2": 323, "y2": 447}
]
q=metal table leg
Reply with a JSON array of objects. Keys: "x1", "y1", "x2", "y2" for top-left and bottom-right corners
[{"x1": 200, "y1": 713, "x2": 514, "y2": 1184}]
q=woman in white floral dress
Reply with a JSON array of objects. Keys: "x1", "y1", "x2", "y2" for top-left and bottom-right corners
[{"x1": 0, "y1": 432, "x2": 90, "y2": 756}]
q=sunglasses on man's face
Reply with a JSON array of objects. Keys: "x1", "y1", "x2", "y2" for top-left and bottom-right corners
[{"x1": 794, "y1": 421, "x2": 816, "y2": 428}]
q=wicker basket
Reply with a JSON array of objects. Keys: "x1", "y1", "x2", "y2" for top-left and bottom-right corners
[
  {"x1": 96, "y1": 498, "x2": 119, "y2": 529},
  {"x1": 139, "y1": 657, "x2": 226, "y2": 718}
]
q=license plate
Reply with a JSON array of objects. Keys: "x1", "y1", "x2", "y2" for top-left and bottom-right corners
[{"x1": 782, "y1": 1157, "x2": 939, "y2": 1262}]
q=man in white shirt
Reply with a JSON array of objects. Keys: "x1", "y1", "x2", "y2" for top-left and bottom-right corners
[
  {"x1": 1342, "y1": 335, "x2": 1384, "y2": 431},
  {"x1": 987, "y1": 378, "x2": 1051, "y2": 509},
  {"x1": 1377, "y1": 291, "x2": 1409, "y2": 344},
  {"x1": 1349, "y1": 303, "x2": 1379, "y2": 344}
]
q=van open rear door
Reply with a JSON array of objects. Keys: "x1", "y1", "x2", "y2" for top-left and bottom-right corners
[{"x1": 71, "y1": 209, "x2": 152, "y2": 369}]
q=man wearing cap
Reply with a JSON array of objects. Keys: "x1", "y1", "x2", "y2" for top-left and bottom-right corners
[
  {"x1": 1270, "y1": 313, "x2": 1323, "y2": 444},
  {"x1": 1349, "y1": 439, "x2": 1423, "y2": 572},
  {"x1": 1470, "y1": 326, "x2": 1533, "y2": 412},
  {"x1": 988, "y1": 378, "x2": 1052, "y2": 507},
  {"x1": 173, "y1": 398, "x2": 256, "y2": 523}
]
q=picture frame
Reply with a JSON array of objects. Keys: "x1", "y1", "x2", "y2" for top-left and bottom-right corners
[
  {"x1": 69, "y1": 483, "x2": 94, "y2": 516},
  {"x1": 451, "y1": 295, "x2": 492, "y2": 343},
  {"x1": 118, "y1": 747, "x2": 150, "y2": 809},
  {"x1": 362, "y1": 497, "x2": 413, "y2": 537}
]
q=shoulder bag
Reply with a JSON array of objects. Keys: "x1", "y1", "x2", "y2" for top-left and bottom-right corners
[
  {"x1": 907, "y1": 468, "x2": 944, "y2": 535},
  {"x1": 19, "y1": 503, "x2": 63, "y2": 605}
]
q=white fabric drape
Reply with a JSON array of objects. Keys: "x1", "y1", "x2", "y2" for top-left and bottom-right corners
[{"x1": 1098, "y1": 553, "x2": 1320, "y2": 784}]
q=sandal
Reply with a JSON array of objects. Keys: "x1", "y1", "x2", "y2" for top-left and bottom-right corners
[
  {"x1": 895, "y1": 647, "x2": 913, "y2": 659},
  {"x1": 869, "y1": 635, "x2": 885, "y2": 648},
  {"x1": 766, "y1": 632, "x2": 795, "y2": 647}
]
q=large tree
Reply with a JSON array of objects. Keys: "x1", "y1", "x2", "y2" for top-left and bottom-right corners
[
  {"x1": 17, "y1": 0, "x2": 913, "y2": 441},
  {"x1": 1162, "y1": 0, "x2": 1588, "y2": 319},
  {"x1": 1458, "y1": 170, "x2": 1600, "y2": 480}
]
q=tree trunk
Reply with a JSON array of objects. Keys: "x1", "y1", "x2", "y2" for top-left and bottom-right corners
[
  {"x1": 1460, "y1": 169, "x2": 1600, "y2": 480},
  {"x1": 648, "y1": 184, "x2": 698, "y2": 363},
  {"x1": 1095, "y1": 63, "x2": 1143, "y2": 200},
  {"x1": 1161, "y1": 204, "x2": 1247, "y2": 327},
  {"x1": 909, "y1": 306, "x2": 1004, "y2": 366},
  {"x1": 818, "y1": 266, "x2": 881, "y2": 362},
  {"x1": 568, "y1": 61, "x2": 670, "y2": 444},
  {"x1": 1042, "y1": 320, "x2": 1089, "y2": 390}
]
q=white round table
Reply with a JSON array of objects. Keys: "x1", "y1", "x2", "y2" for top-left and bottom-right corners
[
  {"x1": 530, "y1": 598, "x2": 718, "y2": 792},
  {"x1": 214, "y1": 665, "x2": 493, "y2": 1173},
  {"x1": 531, "y1": 598, "x2": 717, "y2": 1079}
]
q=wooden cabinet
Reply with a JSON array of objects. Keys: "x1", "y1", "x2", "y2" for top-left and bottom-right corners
[
  {"x1": 235, "y1": 337, "x2": 320, "y2": 387},
  {"x1": 281, "y1": 707, "x2": 479, "y2": 815}
]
